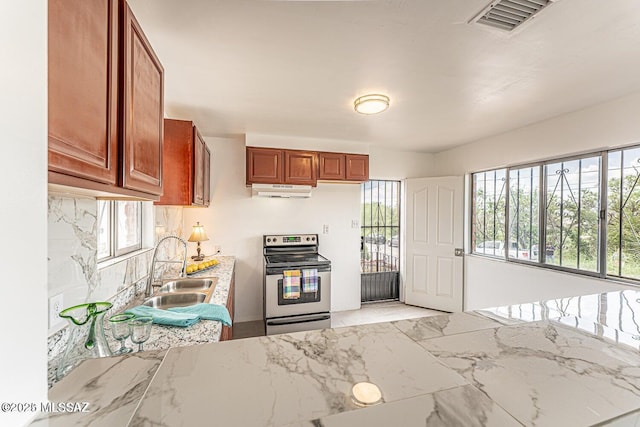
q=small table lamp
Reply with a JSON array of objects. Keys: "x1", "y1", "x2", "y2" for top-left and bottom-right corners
[{"x1": 188, "y1": 222, "x2": 209, "y2": 261}]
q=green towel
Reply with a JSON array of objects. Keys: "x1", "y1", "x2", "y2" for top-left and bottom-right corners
[
  {"x1": 168, "y1": 303, "x2": 232, "y2": 327},
  {"x1": 125, "y1": 305, "x2": 200, "y2": 327}
]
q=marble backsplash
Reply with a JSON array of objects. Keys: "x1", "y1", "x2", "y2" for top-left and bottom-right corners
[{"x1": 47, "y1": 194, "x2": 184, "y2": 384}]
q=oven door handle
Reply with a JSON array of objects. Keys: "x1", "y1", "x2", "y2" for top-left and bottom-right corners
[{"x1": 266, "y1": 314, "x2": 330, "y2": 326}]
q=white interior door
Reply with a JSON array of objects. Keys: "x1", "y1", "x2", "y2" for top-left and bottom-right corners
[{"x1": 405, "y1": 176, "x2": 464, "y2": 312}]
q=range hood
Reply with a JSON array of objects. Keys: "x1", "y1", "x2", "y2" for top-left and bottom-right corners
[{"x1": 252, "y1": 184, "x2": 312, "y2": 198}]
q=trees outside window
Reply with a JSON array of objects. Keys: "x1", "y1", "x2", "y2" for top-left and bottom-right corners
[
  {"x1": 472, "y1": 169, "x2": 506, "y2": 257},
  {"x1": 607, "y1": 147, "x2": 640, "y2": 279},
  {"x1": 470, "y1": 147, "x2": 640, "y2": 281}
]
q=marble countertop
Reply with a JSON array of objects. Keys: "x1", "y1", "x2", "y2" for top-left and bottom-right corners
[
  {"x1": 117, "y1": 255, "x2": 236, "y2": 351},
  {"x1": 36, "y1": 288, "x2": 640, "y2": 426},
  {"x1": 46, "y1": 256, "x2": 235, "y2": 389}
]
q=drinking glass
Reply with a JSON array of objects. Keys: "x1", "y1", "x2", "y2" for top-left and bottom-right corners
[
  {"x1": 108, "y1": 313, "x2": 135, "y2": 355},
  {"x1": 129, "y1": 317, "x2": 153, "y2": 352}
]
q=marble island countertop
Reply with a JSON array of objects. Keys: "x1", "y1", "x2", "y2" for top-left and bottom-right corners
[{"x1": 35, "y1": 288, "x2": 640, "y2": 427}]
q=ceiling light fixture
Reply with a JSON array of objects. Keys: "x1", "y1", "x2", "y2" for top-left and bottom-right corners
[{"x1": 354, "y1": 94, "x2": 390, "y2": 115}]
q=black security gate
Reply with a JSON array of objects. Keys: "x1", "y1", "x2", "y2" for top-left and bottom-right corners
[{"x1": 361, "y1": 180, "x2": 400, "y2": 302}]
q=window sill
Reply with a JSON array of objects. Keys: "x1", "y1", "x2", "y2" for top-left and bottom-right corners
[{"x1": 97, "y1": 247, "x2": 154, "y2": 270}]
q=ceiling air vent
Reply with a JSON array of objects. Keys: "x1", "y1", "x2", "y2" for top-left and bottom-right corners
[{"x1": 470, "y1": 0, "x2": 555, "y2": 32}]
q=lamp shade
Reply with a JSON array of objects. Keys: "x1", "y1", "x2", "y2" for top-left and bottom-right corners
[
  {"x1": 188, "y1": 222, "x2": 209, "y2": 242},
  {"x1": 354, "y1": 94, "x2": 390, "y2": 115}
]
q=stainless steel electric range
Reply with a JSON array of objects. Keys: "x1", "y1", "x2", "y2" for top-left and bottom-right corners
[{"x1": 263, "y1": 234, "x2": 331, "y2": 335}]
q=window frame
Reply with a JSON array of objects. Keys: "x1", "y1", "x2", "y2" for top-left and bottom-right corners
[
  {"x1": 505, "y1": 164, "x2": 543, "y2": 264},
  {"x1": 469, "y1": 144, "x2": 640, "y2": 283},
  {"x1": 471, "y1": 168, "x2": 507, "y2": 258},
  {"x1": 97, "y1": 200, "x2": 143, "y2": 262}
]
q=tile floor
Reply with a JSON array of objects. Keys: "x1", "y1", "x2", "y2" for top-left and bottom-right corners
[
  {"x1": 232, "y1": 301, "x2": 446, "y2": 339},
  {"x1": 331, "y1": 301, "x2": 446, "y2": 328}
]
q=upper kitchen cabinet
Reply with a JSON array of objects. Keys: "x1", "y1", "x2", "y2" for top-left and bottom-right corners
[
  {"x1": 246, "y1": 147, "x2": 368, "y2": 186},
  {"x1": 246, "y1": 147, "x2": 284, "y2": 185},
  {"x1": 284, "y1": 150, "x2": 316, "y2": 186},
  {"x1": 48, "y1": 0, "x2": 164, "y2": 199},
  {"x1": 48, "y1": 0, "x2": 119, "y2": 186},
  {"x1": 246, "y1": 147, "x2": 316, "y2": 186},
  {"x1": 318, "y1": 152, "x2": 369, "y2": 182},
  {"x1": 345, "y1": 154, "x2": 369, "y2": 182},
  {"x1": 120, "y1": 2, "x2": 163, "y2": 196},
  {"x1": 203, "y1": 144, "x2": 211, "y2": 206},
  {"x1": 317, "y1": 152, "x2": 345, "y2": 180},
  {"x1": 156, "y1": 119, "x2": 211, "y2": 206}
]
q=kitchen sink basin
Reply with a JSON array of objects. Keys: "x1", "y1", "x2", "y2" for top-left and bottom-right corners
[
  {"x1": 158, "y1": 278, "x2": 217, "y2": 293},
  {"x1": 143, "y1": 292, "x2": 207, "y2": 310}
]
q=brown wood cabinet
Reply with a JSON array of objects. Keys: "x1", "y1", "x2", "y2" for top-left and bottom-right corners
[
  {"x1": 246, "y1": 146, "x2": 368, "y2": 186},
  {"x1": 318, "y1": 152, "x2": 346, "y2": 180},
  {"x1": 246, "y1": 147, "x2": 283, "y2": 185},
  {"x1": 48, "y1": 0, "x2": 119, "y2": 186},
  {"x1": 155, "y1": 119, "x2": 211, "y2": 206},
  {"x1": 221, "y1": 270, "x2": 235, "y2": 341},
  {"x1": 317, "y1": 152, "x2": 369, "y2": 182},
  {"x1": 203, "y1": 145, "x2": 211, "y2": 206},
  {"x1": 120, "y1": 2, "x2": 163, "y2": 196},
  {"x1": 284, "y1": 150, "x2": 316, "y2": 186},
  {"x1": 345, "y1": 154, "x2": 369, "y2": 181},
  {"x1": 48, "y1": 0, "x2": 164, "y2": 199}
]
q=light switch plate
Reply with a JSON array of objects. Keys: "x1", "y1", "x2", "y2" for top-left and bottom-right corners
[
  {"x1": 49, "y1": 293, "x2": 64, "y2": 328},
  {"x1": 351, "y1": 219, "x2": 359, "y2": 228}
]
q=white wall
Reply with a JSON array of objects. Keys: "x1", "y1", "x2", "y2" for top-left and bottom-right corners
[
  {"x1": 246, "y1": 133, "x2": 368, "y2": 154},
  {"x1": 369, "y1": 146, "x2": 435, "y2": 179},
  {"x1": 433, "y1": 92, "x2": 640, "y2": 310},
  {"x1": 183, "y1": 136, "x2": 362, "y2": 322},
  {"x1": 465, "y1": 257, "x2": 632, "y2": 310},
  {"x1": 0, "y1": 1, "x2": 48, "y2": 425},
  {"x1": 434, "y1": 91, "x2": 640, "y2": 175}
]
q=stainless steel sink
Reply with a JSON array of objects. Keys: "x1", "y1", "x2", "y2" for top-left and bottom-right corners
[
  {"x1": 143, "y1": 292, "x2": 207, "y2": 310},
  {"x1": 158, "y1": 278, "x2": 217, "y2": 293}
]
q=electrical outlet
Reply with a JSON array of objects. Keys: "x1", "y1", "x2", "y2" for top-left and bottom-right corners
[
  {"x1": 322, "y1": 224, "x2": 329, "y2": 235},
  {"x1": 49, "y1": 294, "x2": 64, "y2": 328}
]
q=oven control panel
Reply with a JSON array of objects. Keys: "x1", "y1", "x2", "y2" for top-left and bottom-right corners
[{"x1": 264, "y1": 234, "x2": 318, "y2": 247}]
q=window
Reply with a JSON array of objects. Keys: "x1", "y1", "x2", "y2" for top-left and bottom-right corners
[
  {"x1": 470, "y1": 145, "x2": 640, "y2": 282},
  {"x1": 97, "y1": 200, "x2": 142, "y2": 261},
  {"x1": 607, "y1": 147, "x2": 640, "y2": 279},
  {"x1": 508, "y1": 166, "x2": 539, "y2": 261},
  {"x1": 472, "y1": 169, "x2": 506, "y2": 257},
  {"x1": 544, "y1": 156, "x2": 600, "y2": 272}
]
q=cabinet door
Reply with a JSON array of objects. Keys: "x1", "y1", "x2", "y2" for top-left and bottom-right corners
[
  {"x1": 246, "y1": 147, "x2": 283, "y2": 184},
  {"x1": 156, "y1": 119, "x2": 193, "y2": 206},
  {"x1": 221, "y1": 271, "x2": 235, "y2": 341},
  {"x1": 203, "y1": 144, "x2": 211, "y2": 207},
  {"x1": 48, "y1": 0, "x2": 118, "y2": 185},
  {"x1": 346, "y1": 154, "x2": 369, "y2": 182},
  {"x1": 121, "y1": 3, "x2": 164, "y2": 196},
  {"x1": 193, "y1": 131, "x2": 205, "y2": 205},
  {"x1": 284, "y1": 150, "x2": 317, "y2": 186},
  {"x1": 318, "y1": 152, "x2": 345, "y2": 180}
]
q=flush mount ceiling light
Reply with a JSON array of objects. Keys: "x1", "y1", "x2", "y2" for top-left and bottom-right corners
[{"x1": 354, "y1": 94, "x2": 390, "y2": 115}]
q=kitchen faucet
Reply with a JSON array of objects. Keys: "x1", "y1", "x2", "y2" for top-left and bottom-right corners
[{"x1": 146, "y1": 235, "x2": 188, "y2": 297}]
